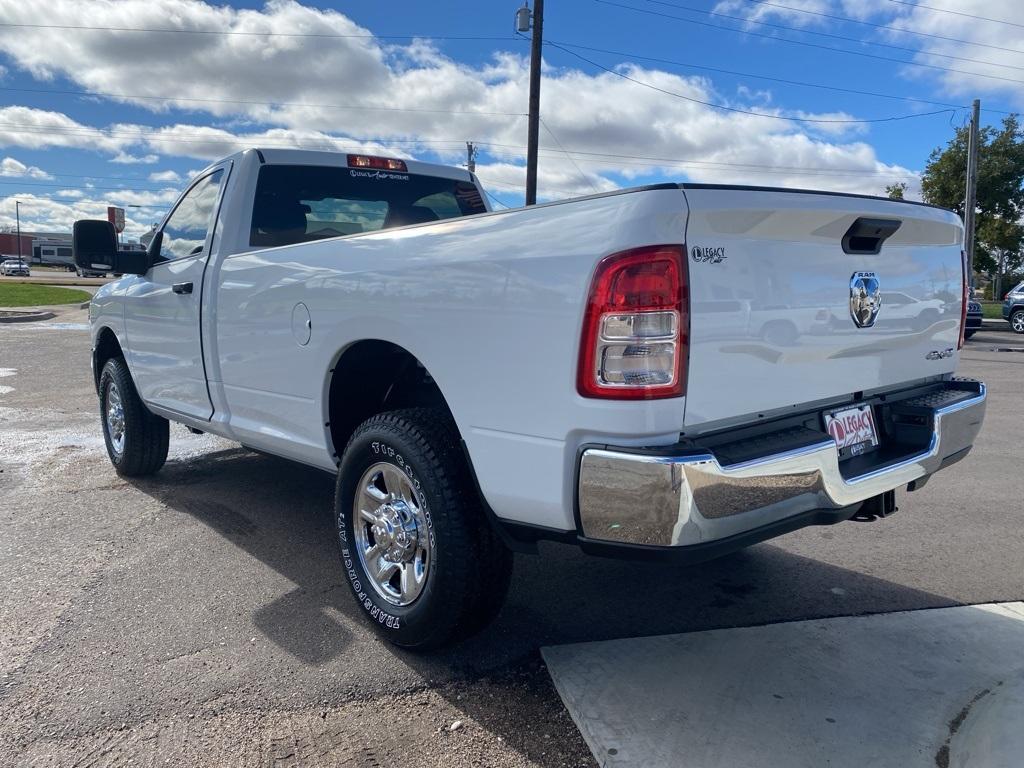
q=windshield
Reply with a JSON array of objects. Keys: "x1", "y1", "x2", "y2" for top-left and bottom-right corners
[{"x1": 249, "y1": 164, "x2": 486, "y2": 248}]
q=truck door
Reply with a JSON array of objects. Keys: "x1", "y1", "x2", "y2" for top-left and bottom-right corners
[{"x1": 122, "y1": 168, "x2": 226, "y2": 420}]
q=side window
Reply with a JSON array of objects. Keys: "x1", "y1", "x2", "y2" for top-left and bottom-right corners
[{"x1": 160, "y1": 170, "x2": 224, "y2": 260}]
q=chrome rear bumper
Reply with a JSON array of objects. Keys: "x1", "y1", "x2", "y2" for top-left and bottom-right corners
[{"x1": 577, "y1": 379, "x2": 986, "y2": 549}]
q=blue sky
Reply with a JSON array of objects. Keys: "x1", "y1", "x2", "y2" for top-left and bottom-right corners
[{"x1": 0, "y1": 0, "x2": 1020, "y2": 238}]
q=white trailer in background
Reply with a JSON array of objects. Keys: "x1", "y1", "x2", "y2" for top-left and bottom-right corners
[{"x1": 32, "y1": 236, "x2": 75, "y2": 271}]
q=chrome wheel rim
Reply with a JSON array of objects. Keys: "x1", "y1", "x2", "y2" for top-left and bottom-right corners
[
  {"x1": 353, "y1": 462, "x2": 431, "y2": 607},
  {"x1": 1013, "y1": 313, "x2": 1024, "y2": 333},
  {"x1": 105, "y1": 382, "x2": 126, "y2": 457}
]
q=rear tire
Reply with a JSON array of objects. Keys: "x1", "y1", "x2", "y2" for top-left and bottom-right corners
[
  {"x1": 964, "y1": 329, "x2": 976, "y2": 339},
  {"x1": 335, "y1": 408, "x2": 512, "y2": 650},
  {"x1": 99, "y1": 358, "x2": 169, "y2": 476},
  {"x1": 1011, "y1": 310, "x2": 1024, "y2": 334}
]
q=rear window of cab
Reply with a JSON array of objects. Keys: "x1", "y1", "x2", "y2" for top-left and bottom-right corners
[{"x1": 249, "y1": 164, "x2": 486, "y2": 248}]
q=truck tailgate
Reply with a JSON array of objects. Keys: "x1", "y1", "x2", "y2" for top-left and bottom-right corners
[{"x1": 681, "y1": 186, "x2": 964, "y2": 431}]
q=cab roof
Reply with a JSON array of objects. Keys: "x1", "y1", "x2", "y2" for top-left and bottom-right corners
[{"x1": 208, "y1": 148, "x2": 475, "y2": 184}]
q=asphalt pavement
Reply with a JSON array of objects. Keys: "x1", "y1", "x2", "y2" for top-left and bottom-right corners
[{"x1": 0, "y1": 312, "x2": 1021, "y2": 766}]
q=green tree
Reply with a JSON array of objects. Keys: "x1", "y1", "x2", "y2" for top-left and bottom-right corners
[
  {"x1": 921, "y1": 115, "x2": 1024, "y2": 276},
  {"x1": 885, "y1": 182, "x2": 907, "y2": 199}
]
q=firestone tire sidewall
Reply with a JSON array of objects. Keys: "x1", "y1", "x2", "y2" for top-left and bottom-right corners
[{"x1": 336, "y1": 428, "x2": 453, "y2": 649}]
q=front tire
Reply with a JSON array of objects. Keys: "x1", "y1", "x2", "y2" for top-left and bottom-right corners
[
  {"x1": 1011, "y1": 310, "x2": 1024, "y2": 334},
  {"x1": 335, "y1": 408, "x2": 512, "y2": 650},
  {"x1": 964, "y1": 329, "x2": 976, "y2": 339},
  {"x1": 99, "y1": 358, "x2": 169, "y2": 476}
]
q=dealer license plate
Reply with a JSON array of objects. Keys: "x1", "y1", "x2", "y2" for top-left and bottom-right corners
[{"x1": 824, "y1": 405, "x2": 879, "y2": 460}]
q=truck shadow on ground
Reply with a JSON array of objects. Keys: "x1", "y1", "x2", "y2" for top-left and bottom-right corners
[{"x1": 130, "y1": 444, "x2": 967, "y2": 765}]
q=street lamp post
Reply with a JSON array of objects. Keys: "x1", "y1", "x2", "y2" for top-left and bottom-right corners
[{"x1": 15, "y1": 200, "x2": 22, "y2": 263}]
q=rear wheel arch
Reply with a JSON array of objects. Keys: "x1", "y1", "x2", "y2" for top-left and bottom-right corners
[{"x1": 325, "y1": 340, "x2": 459, "y2": 464}]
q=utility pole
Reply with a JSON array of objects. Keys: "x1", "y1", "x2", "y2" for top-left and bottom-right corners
[
  {"x1": 963, "y1": 99, "x2": 981, "y2": 289},
  {"x1": 466, "y1": 141, "x2": 477, "y2": 173},
  {"x1": 15, "y1": 200, "x2": 22, "y2": 262},
  {"x1": 518, "y1": 0, "x2": 544, "y2": 205}
]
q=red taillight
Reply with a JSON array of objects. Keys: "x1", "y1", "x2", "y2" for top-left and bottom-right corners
[
  {"x1": 347, "y1": 154, "x2": 408, "y2": 172},
  {"x1": 577, "y1": 245, "x2": 688, "y2": 399},
  {"x1": 958, "y1": 249, "x2": 968, "y2": 350}
]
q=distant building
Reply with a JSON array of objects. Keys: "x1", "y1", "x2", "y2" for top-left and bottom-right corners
[{"x1": 0, "y1": 232, "x2": 34, "y2": 259}]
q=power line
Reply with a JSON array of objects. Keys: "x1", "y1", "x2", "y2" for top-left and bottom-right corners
[
  {"x1": 545, "y1": 40, "x2": 956, "y2": 123},
  {"x1": 8, "y1": 50, "x2": 998, "y2": 123},
  {"x1": 548, "y1": 39, "x2": 1012, "y2": 114},
  {"x1": 0, "y1": 21, "x2": 524, "y2": 41},
  {"x1": 0, "y1": 172, "x2": 170, "y2": 186},
  {"x1": 0, "y1": 86, "x2": 527, "y2": 118},
  {"x1": 0, "y1": 123, "x2": 483, "y2": 154},
  {"x1": 480, "y1": 145, "x2": 919, "y2": 179},
  {"x1": 469, "y1": 140, "x2": 922, "y2": 178},
  {"x1": 552, "y1": 151, "x2": 917, "y2": 177},
  {"x1": 639, "y1": 0, "x2": 1024, "y2": 66},
  {"x1": 1, "y1": 132, "x2": 922, "y2": 182},
  {"x1": 477, "y1": 140, "x2": 920, "y2": 175},
  {"x1": 731, "y1": 0, "x2": 1024, "y2": 55},
  {"x1": 473, "y1": 177, "x2": 527, "y2": 192},
  {"x1": 538, "y1": 117, "x2": 600, "y2": 194},
  {"x1": 0, "y1": 179, "x2": 178, "y2": 195},
  {"x1": 0, "y1": 121, "x2": 471, "y2": 144},
  {"x1": 483, "y1": 188, "x2": 513, "y2": 209},
  {"x1": 0, "y1": 115, "x2": 925, "y2": 181},
  {"x1": 884, "y1": 0, "x2": 1024, "y2": 30},
  {"x1": 592, "y1": 0, "x2": 1024, "y2": 86}
]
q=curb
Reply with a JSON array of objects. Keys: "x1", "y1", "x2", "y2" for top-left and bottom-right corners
[{"x1": 0, "y1": 310, "x2": 57, "y2": 324}]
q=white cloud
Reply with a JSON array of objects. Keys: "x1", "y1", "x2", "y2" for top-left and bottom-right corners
[
  {"x1": 0, "y1": 156, "x2": 51, "y2": 179},
  {"x1": 148, "y1": 169, "x2": 181, "y2": 182},
  {"x1": 0, "y1": 193, "x2": 165, "y2": 239},
  {"x1": 54, "y1": 189, "x2": 84, "y2": 198},
  {"x1": 0, "y1": 0, "x2": 928, "y2": 202},
  {"x1": 886, "y1": 0, "x2": 1024, "y2": 106},
  {"x1": 110, "y1": 151, "x2": 159, "y2": 164},
  {"x1": 713, "y1": 0, "x2": 1024, "y2": 109}
]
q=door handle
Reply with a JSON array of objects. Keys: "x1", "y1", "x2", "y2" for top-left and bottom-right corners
[{"x1": 172, "y1": 282, "x2": 193, "y2": 295}]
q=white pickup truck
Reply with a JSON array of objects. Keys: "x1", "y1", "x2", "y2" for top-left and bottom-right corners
[{"x1": 75, "y1": 148, "x2": 986, "y2": 649}]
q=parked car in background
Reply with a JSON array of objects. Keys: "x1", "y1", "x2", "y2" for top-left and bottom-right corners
[
  {"x1": 76, "y1": 265, "x2": 108, "y2": 278},
  {"x1": 877, "y1": 291, "x2": 945, "y2": 331},
  {"x1": 965, "y1": 300, "x2": 982, "y2": 339},
  {"x1": 1004, "y1": 281, "x2": 1024, "y2": 334},
  {"x1": 0, "y1": 258, "x2": 30, "y2": 276}
]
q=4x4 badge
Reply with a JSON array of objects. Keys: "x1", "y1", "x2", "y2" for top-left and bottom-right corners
[{"x1": 850, "y1": 271, "x2": 881, "y2": 328}]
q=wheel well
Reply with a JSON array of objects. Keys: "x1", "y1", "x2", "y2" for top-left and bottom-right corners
[
  {"x1": 93, "y1": 327, "x2": 124, "y2": 393},
  {"x1": 327, "y1": 341, "x2": 455, "y2": 463}
]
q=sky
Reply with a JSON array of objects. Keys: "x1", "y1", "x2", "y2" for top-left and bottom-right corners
[{"x1": 0, "y1": 0, "x2": 1020, "y2": 240}]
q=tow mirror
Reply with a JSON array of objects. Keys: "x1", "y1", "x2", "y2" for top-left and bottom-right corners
[{"x1": 72, "y1": 219, "x2": 149, "y2": 276}]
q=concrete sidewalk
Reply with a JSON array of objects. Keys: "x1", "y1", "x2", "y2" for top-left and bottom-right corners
[{"x1": 544, "y1": 603, "x2": 1024, "y2": 768}]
